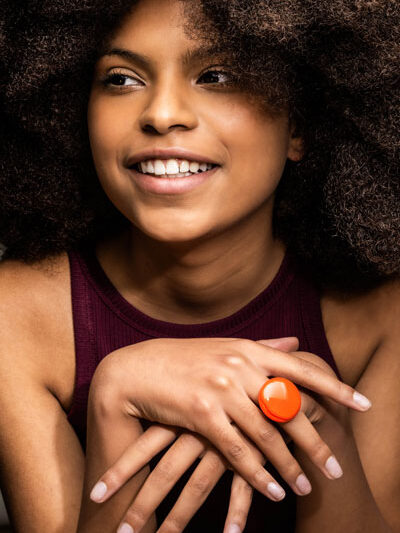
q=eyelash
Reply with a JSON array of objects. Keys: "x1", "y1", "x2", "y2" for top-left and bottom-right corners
[{"x1": 100, "y1": 68, "x2": 232, "y2": 90}]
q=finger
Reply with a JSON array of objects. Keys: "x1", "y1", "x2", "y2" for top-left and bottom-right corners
[
  {"x1": 257, "y1": 337, "x2": 299, "y2": 353},
  {"x1": 90, "y1": 424, "x2": 178, "y2": 503},
  {"x1": 244, "y1": 341, "x2": 371, "y2": 412},
  {"x1": 223, "y1": 473, "x2": 254, "y2": 533},
  {"x1": 199, "y1": 408, "x2": 287, "y2": 501},
  {"x1": 284, "y1": 411, "x2": 343, "y2": 480},
  {"x1": 118, "y1": 433, "x2": 206, "y2": 533},
  {"x1": 226, "y1": 394, "x2": 312, "y2": 496},
  {"x1": 157, "y1": 449, "x2": 227, "y2": 533}
]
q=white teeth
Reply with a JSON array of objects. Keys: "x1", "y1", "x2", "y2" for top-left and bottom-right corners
[
  {"x1": 179, "y1": 160, "x2": 190, "y2": 173},
  {"x1": 166, "y1": 159, "x2": 180, "y2": 174},
  {"x1": 189, "y1": 161, "x2": 200, "y2": 173},
  {"x1": 136, "y1": 158, "x2": 216, "y2": 177},
  {"x1": 154, "y1": 159, "x2": 166, "y2": 175}
]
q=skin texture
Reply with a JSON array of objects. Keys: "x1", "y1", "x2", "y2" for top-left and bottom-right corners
[
  {"x1": 0, "y1": 0, "x2": 399, "y2": 532},
  {"x1": 0, "y1": 0, "x2": 398, "y2": 292},
  {"x1": 87, "y1": 0, "x2": 302, "y2": 323}
]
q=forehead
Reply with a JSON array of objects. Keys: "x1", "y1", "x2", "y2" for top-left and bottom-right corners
[
  {"x1": 97, "y1": 0, "x2": 228, "y2": 70},
  {"x1": 103, "y1": 0, "x2": 200, "y2": 57}
]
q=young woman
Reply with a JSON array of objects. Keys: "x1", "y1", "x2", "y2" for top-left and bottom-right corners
[{"x1": 0, "y1": 0, "x2": 398, "y2": 532}]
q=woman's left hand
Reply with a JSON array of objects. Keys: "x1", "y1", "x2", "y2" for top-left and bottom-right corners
[
  {"x1": 94, "y1": 423, "x2": 260, "y2": 533},
  {"x1": 90, "y1": 359, "x2": 341, "y2": 533}
]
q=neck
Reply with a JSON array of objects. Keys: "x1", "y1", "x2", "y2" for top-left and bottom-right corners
[{"x1": 96, "y1": 208, "x2": 285, "y2": 324}]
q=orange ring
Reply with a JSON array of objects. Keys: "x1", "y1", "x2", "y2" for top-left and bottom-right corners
[{"x1": 258, "y1": 377, "x2": 301, "y2": 423}]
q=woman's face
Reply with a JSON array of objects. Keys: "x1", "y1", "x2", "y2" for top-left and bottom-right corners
[{"x1": 88, "y1": 0, "x2": 301, "y2": 244}]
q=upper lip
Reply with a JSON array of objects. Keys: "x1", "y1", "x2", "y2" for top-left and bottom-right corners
[{"x1": 126, "y1": 147, "x2": 220, "y2": 167}]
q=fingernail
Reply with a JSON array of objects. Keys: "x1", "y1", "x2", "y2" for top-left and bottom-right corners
[
  {"x1": 90, "y1": 481, "x2": 108, "y2": 502},
  {"x1": 325, "y1": 456, "x2": 343, "y2": 479},
  {"x1": 353, "y1": 391, "x2": 371, "y2": 410},
  {"x1": 117, "y1": 523, "x2": 134, "y2": 533},
  {"x1": 267, "y1": 482, "x2": 286, "y2": 500},
  {"x1": 227, "y1": 525, "x2": 241, "y2": 533},
  {"x1": 295, "y1": 474, "x2": 312, "y2": 495}
]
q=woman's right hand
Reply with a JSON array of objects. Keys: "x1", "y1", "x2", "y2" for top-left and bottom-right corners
[{"x1": 91, "y1": 336, "x2": 371, "y2": 501}]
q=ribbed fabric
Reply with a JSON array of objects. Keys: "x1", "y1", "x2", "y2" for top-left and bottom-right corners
[{"x1": 67, "y1": 244, "x2": 340, "y2": 532}]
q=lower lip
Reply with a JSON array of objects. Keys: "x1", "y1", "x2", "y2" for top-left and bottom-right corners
[{"x1": 128, "y1": 166, "x2": 219, "y2": 195}]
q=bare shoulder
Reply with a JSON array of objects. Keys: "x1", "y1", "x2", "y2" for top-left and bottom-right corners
[
  {"x1": 320, "y1": 278, "x2": 400, "y2": 386},
  {"x1": 0, "y1": 252, "x2": 75, "y2": 411}
]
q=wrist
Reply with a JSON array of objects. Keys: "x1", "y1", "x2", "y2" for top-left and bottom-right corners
[{"x1": 88, "y1": 354, "x2": 130, "y2": 419}]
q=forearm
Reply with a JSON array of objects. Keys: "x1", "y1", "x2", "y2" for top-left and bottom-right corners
[
  {"x1": 76, "y1": 368, "x2": 157, "y2": 533},
  {"x1": 295, "y1": 408, "x2": 391, "y2": 533}
]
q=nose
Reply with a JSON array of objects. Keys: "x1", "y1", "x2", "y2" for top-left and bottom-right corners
[{"x1": 138, "y1": 75, "x2": 198, "y2": 135}]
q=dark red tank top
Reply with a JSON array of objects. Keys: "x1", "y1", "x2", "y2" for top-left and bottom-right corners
[{"x1": 66, "y1": 244, "x2": 340, "y2": 532}]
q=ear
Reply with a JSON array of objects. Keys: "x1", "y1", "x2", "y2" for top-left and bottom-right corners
[{"x1": 287, "y1": 125, "x2": 304, "y2": 162}]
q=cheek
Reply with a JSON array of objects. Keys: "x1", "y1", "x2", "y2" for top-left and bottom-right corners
[
  {"x1": 87, "y1": 96, "x2": 130, "y2": 165},
  {"x1": 217, "y1": 108, "x2": 290, "y2": 193}
]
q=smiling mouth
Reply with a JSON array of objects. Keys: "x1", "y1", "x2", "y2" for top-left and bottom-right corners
[{"x1": 130, "y1": 158, "x2": 218, "y2": 178}]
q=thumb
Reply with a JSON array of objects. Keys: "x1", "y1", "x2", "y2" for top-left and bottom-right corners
[{"x1": 256, "y1": 336, "x2": 299, "y2": 353}]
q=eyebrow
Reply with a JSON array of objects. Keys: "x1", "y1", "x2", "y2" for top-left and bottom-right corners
[{"x1": 98, "y1": 45, "x2": 224, "y2": 68}]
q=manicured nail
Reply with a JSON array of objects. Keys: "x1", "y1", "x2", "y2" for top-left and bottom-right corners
[
  {"x1": 353, "y1": 391, "x2": 371, "y2": 410},
  {"x1": 325, "y1": 456, "x2": 343, "y2": 479},
  {"x1": 267, "y1": 482, "x2": 285, "y2": 500},
  {"x1": 90, "y1": 481, "x2": 108, "y2": 502},
  {"x1": 227, "y1": 525, "x2": 241, "y2": 533},
  {"x1": 295, "y1": 474, "x2": 312, "y2": 495},
  {"x1": 117, "y1": 523, "x2": 134, "y2": 533}
]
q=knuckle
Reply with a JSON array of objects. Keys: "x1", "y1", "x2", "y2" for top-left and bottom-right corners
[
  {"x1": 230, "y1": 508, "x2": 249, "y2": 528},
  {"x1": 206, "y1": 372, "x2": 235, "y2": 391},
  {"x1": 232, "y1": 477, "x2": 253, "y2": 497},
  {"x1": 124, "y1": 505, "x2": 146, "y2": 525},
  {"x1": 188, "y1": 473, "x2": 213, "y2": 494},
  {"x1": 160, "y1": 515, "x2": 185, "y2": 533},
  {"x1": 227, "y1": 442, "x2": 246, "y2": 461},
  {"x1": 190, "y1": 393, "x2": 214, "y2": 418},
  {"x1": 311, "y1": 440, "x2": 331, "y2": 463},
  {"x1": 254, "y1": 468, "x2": 269, "y2": 485},
  {"x1": 298, "y1": 358, "x2": 316, "y2": 380},
  {"x1": 152, "y1": 460, "x2": 174, "y2": 483},
  {"x1": 280, "y1": 461, "x2": 301, "y2": 480},
  {"x1": 258, "y1": 425, "x2": 278, "y2": 445}
]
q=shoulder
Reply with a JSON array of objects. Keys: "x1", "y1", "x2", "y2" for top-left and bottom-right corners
[
  {"x1": 0, "y1": 252, "x2": 75, "y2": 410},
  {"x1": 320, "y1": 278, "x2": 400, "y2": 386}
]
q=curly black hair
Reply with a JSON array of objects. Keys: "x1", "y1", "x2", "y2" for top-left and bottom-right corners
[{"x1": 0, "y1": 0, "x2": 399, "y2": 291}]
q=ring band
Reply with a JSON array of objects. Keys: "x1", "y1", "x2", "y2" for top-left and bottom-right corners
[{"x1": 258, "y1": 377, "x2": 301, "y2": 422}]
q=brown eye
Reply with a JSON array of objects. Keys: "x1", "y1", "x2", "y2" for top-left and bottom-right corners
[
  {"x1": 101, "y1": 70, "x2": 143, "y2": 88},
  {"x1": 197, "y1": 69, "x2": 231, "y2": 85}
]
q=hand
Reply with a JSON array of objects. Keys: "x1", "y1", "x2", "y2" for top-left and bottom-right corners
[
  {"x1": 91, "y1": 335, "x2": 371, "y2": 503},
  {"x1": 91, "y1": 423, "x2": 259, "y2": 533},
  {"x1": 91, "y1": 368, "x2": 343, "y2": 533}
]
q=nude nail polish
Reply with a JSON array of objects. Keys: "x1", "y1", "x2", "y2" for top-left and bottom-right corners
[
  {"x1": 90, "y1": 481, "x2": 107, "y2": 502},
  {"x1": 295, "y1": 474, "x2": 312, "y2": 495},
  {"x1": 117, "y1": 523, "x2": 134, "y2": 533},
  {"x1": 325, "y1": 456, "x2": 343, "y2": 479},
  {"x1": 353, "y1": 391, "x2": 371, "y2": 410},
  {"x1": 267, "y1": 482, "x2": 286, "y2": 500}
]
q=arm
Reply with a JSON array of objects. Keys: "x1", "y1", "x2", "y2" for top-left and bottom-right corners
[
  {"x1": 0, "y1": 256, "x2": 155, "y2": 533},
  {"x1": 0, "y1": 356, "x2": 85, "y2": 532},
  {"x1": 295, "y1": 339, "x2": 398, "y2": 532}
]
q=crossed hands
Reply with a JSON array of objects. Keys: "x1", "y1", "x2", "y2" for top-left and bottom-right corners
[{"x1": 87, "y1": 337, "x2": 371, "y2": 533}]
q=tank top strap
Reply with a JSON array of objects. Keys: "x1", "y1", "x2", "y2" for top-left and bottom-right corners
[{"x1": 67, "y1": 247, "x2": 100, "y2": 444}]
